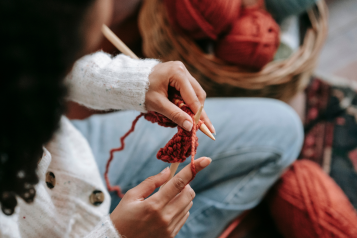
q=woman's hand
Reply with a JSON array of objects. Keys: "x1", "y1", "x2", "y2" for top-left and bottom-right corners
[
  {"x1": 110, "y1": 157, "x2": 212, "y2": 238},
  {"x1": 146, "y1": 61, "x2": 215, "y2": 133}
]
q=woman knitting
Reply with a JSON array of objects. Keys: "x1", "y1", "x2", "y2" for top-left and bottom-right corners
[{"x1": 0, "y1": 0, "x2": 303, "y2": 237}]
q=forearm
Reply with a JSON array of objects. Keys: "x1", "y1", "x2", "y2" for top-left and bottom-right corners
[{"x1": 66, "y1": 51, "x2": 159, "y2": 112}]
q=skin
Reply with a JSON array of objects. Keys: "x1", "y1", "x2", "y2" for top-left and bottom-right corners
[
  {"x1": 81, "y1": 1, "x2": 214, "y2": 236},
  {"x1": 83, "y1": 0, "x2": 113, "y2": 53},
  {"x1": 111, "y1": 157, "x2": 212, "y2": 238},
  {"x1": 146, "y1": 62, "x2": 214, "y2": 132},
  {"x1": 83, "y1": 0, "x2": 215, "y2": 134},
  {"x1": 111, "y1": 0, "x2": 143, "y2": 27}
]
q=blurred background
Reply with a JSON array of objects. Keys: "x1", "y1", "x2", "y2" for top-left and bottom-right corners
[{"x1": 317, "y1": 0, "x2": 357, "y2": 84}]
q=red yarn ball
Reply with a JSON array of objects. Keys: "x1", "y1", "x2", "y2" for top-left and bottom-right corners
[
  {"x1": 164, "y1": 0, "x2": 242, "y2": 40},
  {"x1": 215, "y1": 9, "x2": 280, "y2": 70},
  {"x1": 269, "y1": 160, "x2": 357, "y2": 238}
]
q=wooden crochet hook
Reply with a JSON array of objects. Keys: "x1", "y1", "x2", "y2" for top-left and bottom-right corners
[
  {"x1": 101, "y1": 24, "x2": 215, "y2": 141},
  {"x1": 102, "y1": 25, "x2": 139, "y2": 60}
]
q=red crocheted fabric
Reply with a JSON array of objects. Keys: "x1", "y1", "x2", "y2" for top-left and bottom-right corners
[{"x1": 104, "y1": 94, "x2": 202, "y2": 197}]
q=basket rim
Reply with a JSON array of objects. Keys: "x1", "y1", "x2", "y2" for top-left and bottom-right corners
[{"x1": 139, "y1": 0, "x2": 328, "y2": 90}]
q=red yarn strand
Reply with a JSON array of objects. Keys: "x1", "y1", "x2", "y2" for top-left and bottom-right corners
[
  {"x1": 104, "y1": 113, "x2": 144, "y2": 198},
  {"x1": 104, "y1": 94, "x2": 201, "y2": 197},
  {"x1": 218, "y1": 210, "x2": 250, "y2": 238}
]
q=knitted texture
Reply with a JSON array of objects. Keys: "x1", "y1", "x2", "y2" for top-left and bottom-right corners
[
  {"x1": 146, "y1": 95, "x2": 202, "y2": 164},
  {"x1": 269, "y1": 160, "x2": 357, "y2": 238},
  {"x1": 164, "y1": 0, "x2": 242, "y2": 40},
  {"x1": 85, "y1": 215, "x2": 121, "y2": 238},
  {"x1": 0, "y1": 118, "x2": 120, "y2": 238},
  {"x1": 105, "y1": 94, "x2": 201, "y2": 198},
  {"x1": 0, "y1": 52, "x2": 161, "y2": 237},
  {"x1": 265, "y1": 0, "x2": 317, "y2": 22},
  {"x1": 215, "y1": 9, "x2": 280, "y2": 70},
  {"x1": 66, "y1": 51, "x2": 159, "y2": 112}
]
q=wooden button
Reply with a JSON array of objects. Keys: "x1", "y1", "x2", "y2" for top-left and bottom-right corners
[
  {"x1": 89, "y1": 190, "x2": 105, "y2": 206},
  {"x1": 46, "y1": 172, "x2": 56, "y2": 189}
]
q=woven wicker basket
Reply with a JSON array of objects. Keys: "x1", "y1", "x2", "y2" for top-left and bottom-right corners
[{"x1": 139, "y1": 0, "x2": 328, "y2": 101}]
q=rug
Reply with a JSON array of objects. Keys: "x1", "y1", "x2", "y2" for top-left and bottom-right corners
[
  {"x1": 300, "y1": 78, "x2": 357, "y2": 209},
  {"x1": 224, "y1": 77, "x2": 357, "y2": 238}
]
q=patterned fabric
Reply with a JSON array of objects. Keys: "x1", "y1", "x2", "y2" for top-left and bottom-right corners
[
  {"x1": 225, "y1": 77, "x2": 357, "y2": 238},
  {"x1": 299, "y1": 78, "x2": 357, "y2": 209}
]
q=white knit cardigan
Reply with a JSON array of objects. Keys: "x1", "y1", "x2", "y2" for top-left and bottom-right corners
[{"x1": 0, "y1": 52, "x2": 159, "y2": 238}]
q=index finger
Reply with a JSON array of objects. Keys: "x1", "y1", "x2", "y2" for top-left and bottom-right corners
[
  {"x1": 170, "y1": 63, "x2": 215, "y2": 134},
  {"x1": 173, "y1": 74, "x2": 202, "y2": 117},
  {"x1": 150, "y1": 157, "x2": 212, "y2": 205},
  {"x1": 184, "y1": 70, "x2": 215, "y2": 134}
]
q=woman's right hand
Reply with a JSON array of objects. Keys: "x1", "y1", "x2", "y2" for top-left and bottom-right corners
[{"x1": 110, "y1": 157, "x2": 212, "y2": 238}]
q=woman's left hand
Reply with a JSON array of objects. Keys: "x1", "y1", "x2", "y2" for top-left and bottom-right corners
[{"x1": 146, "y1": 61, "x2": 215, "y2": 133}]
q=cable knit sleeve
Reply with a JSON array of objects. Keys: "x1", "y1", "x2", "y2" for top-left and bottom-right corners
[
  {"x1": 84, "y1": 215, "x2": 121, "y2": 238},
  {"x1": 66, "y1": 51, "x2": 160, "y2": 112}
]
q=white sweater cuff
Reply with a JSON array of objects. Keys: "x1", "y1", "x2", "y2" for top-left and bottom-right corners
[
  {"x1": 66, "y1": 51, "x2": 160, "y2": 112},
  {"x1": 85, "y1": 215, "x2": 120, "y2": 238}
]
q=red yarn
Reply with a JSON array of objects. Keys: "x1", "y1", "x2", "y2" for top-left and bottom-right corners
[
  {"x1": 215, "y1": 9, "x2": 280, "y2": 70},
  {"x1": 104, "y1": 94, "x2": 201, "y2": 197},
  {"x1": 164, "y1": 0, "x2": 242, "y2": 40},
  {"x1": 268, "y1": 160, "x2": 357, "y2": 238}
]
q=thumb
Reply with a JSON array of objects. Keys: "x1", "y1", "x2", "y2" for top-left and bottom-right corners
[
  {"x1": 127, "y1": 167, "x2": 171, "y2": 200},
  {"x1": 155, "y1": 95, "x2": 194, "y2": 132}
]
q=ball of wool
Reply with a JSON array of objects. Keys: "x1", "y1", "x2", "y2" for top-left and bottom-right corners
[
  {"x1": 265, "y1": 0, "x2": 317, "y2": 22},
  {"x1": 215, "y1": 9, "x2": 280, "y2": 70},
  {"x1": 268, "y1": 160, "x2": 357, "y2": 238},
  {"x1": 164, "y1": 0, "x2": 242, "y2": 40}
]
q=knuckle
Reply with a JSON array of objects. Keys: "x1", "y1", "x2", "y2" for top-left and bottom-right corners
[
  {"x1": 174, "y1": 61, "x2": 185, "y2": 68},
  {"x1": 145, "y1": 175, "x2": 156, "y2": 184},
  {"x1": 169, "y1": 110, "x2": 182, "y2": 124},
  {"x1": 160, "y1": 215, "x2": 171, "y2": 226},
  {"x1": 188, "y1": 188, "x2": 196, "y2": 199},
  {"x1": 173, "y1": 177, "x2": 186, "y2": 191},
  {"x1": 142, "y1": 177, "x2": 156, "y2": 190},
  {"x1": 183, "y1": 186, "x2": 195, "y2": 200},
  {"x1": 173, "y1": 61, "x2": 185, "y2": 73},
  {"x1": 199, "y1": 90, "x2": 207, "y2": 100},
  {"x1": 186, "y1": 100, "x2": 199, "y2": 109},
  {"x1": 146, "y1": 201, "x2": 160, "y2": 213},
  {"x1": 124, "y1": 189, "x2": 135, "y2": 198},
  {"x1": 144, "y1": 175, "x2": 158, "y2": 186}
]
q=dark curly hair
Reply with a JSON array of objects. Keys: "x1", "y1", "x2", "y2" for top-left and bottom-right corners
[{"x1": 0, "y1": 0, "x2": 95, "y2": 215}]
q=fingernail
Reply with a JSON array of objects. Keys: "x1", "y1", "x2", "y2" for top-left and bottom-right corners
[
  {"x1": 161, "y1": 167, "x2": 169, "y2": 174},
  {"x1": 183, "y1": 120, "x2": 193, "y2": 131},
  {"x1": 200, "y1": 157, "x2": 212, "y2": 168}
]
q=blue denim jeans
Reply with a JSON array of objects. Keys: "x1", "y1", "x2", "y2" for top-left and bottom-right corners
[{"x1": 71, "y1": 98, "x2": 303, "y2": 238}]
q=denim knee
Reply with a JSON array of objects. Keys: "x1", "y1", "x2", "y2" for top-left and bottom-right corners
[{"x1": 264, "y1": 99, "x2": 304, "y2": 169}]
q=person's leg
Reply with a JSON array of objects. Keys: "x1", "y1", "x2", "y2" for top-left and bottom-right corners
[
  {"x1": 176, "y1": 98, "x2": 303, "y2": 238},
  {"x1": 71, "y1": 98, "x2": 303, "y2": 238}
]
